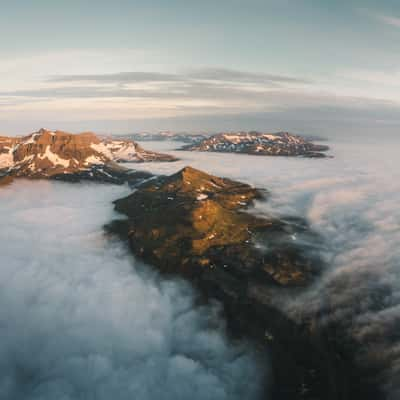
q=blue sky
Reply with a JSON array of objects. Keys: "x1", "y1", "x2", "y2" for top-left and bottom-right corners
[{"x1": 1, "y1": 0, "x2": 400, "y2": 135}]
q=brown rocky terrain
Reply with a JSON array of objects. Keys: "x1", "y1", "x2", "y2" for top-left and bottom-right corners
[
  {"x1": 107, "y1": 166, "x2": 382, "y2": 400},
  {"x1": 0, "y1": 128, "x2": 177, "y2": 182},
  {"x1": 109, "y1": 166, "x2": 319, "y2": 286}
]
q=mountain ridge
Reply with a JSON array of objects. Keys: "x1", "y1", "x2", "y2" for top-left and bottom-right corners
[
  {"x1": 181, "y1": 131, "x2": 330, "y2": 157},
  {"x1": 107, "y1": 165, "x2": 382, "y2": 400},
  {"x1": 0, "y1": 128, "x2": 177, "y2": 182}
]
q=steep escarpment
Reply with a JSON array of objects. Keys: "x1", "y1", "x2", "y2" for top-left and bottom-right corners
[
  {"x1": 182, "y1": 131, "x2": 330, "y2": 158},
  {"x1": 0, "y1": 128, "x2": 176, "y2": 183}
]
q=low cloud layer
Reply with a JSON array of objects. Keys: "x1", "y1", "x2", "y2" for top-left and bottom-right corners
[
  {"x1": 0, "y1": 181, "x2": 263, "y2": 400},
  {"x1": 127, "y1": 137, "x2": 400, "y2": 398},
  {"x1": 248, "y1": 140, "x2": 400, "y2": 399},
  {"x1": 1, "y1": 136, "x2": 399, "y2": 398},
  {"x1": 0, "y1": 68, "x2": 312, "y2": 105}
]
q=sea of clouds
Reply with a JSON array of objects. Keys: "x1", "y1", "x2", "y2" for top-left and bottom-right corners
[
  {"x1": 1, "y1": 135, "x2": 399, "y2": 399},
  {"x1": 0, "y1": 181, "x2": 263, "y2": 400},
  {"x1": 132, "y1": 137, "x2": 400, "y2": 398}
]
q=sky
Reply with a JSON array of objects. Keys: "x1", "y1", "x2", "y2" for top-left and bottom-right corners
[{"x1": 1, "y1": 0, "x2": 400, "y2": 136}]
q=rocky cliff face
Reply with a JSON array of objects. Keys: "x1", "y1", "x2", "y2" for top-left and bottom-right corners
[
  {"x1": 182, "y1": 131, "x2": 330, "y2": 157},
  {"x1": 0, "y1": 128, "x2": 177, "y2": 181}
]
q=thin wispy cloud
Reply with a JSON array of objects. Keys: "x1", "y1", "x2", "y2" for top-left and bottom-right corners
[
  {"x1": 3, "y1": 75, "x2": 400, "y2": 118},
  {"x1": 360, "y1": 8, "x2": 400, "y2": 28},
  {"x1": 0, "y1": 67, "x2": 318, "y2": 123},
  {"x1": 187, "y1": 67, "x2": 311, "y2": 84},
  {"x1": 48, "y1": 68, "x2": 311, "y2": 85},
  {"x1": 376, "y1": 14, "x2": 400, "y2": 28},
  {"x1": 49, "y1": 71, "x2": 182, "y2": 84},
  {"x1": 2, "y1": 64, "x2": 400, "y2": 134}
]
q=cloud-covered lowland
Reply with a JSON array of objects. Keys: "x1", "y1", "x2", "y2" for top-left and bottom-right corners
[
  {"x1": 128, "y1": 137, "x2": 400, "y2": 398},
  {"x1": 0, "y1": 181, "x2": 263, "y2": 400}
]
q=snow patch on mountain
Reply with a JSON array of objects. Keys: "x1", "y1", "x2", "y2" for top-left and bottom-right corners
[
  {"x1": 0, "y1": 148, "x2": 13, "y2": 168},
  {"x1": 39, "y1": 145, "x2": 71, "y2": 168},
  {"x1": 90, "y1": 142, "x2": 113, "y2": 159}
]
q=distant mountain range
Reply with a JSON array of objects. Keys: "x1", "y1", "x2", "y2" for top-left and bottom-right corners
[
  {"x1": 181, "y1": 131, "x2": 330, "y2": 157},
  {"x1": 120, "y1": 131, "x2": 209, "y2": 143},
  {"x1": 0, "y1": 129, "x2": 331, "y2": 187},
  {"x1": 0, "y1": 128, "x2": 177, "y2": 184}
]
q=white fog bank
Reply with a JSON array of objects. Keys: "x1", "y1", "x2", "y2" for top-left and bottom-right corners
[
  {"x1": 0, "y1": 181, "x2": 262, "y2": 400},
  {"x1": 1, "y1": 135, "x2": 399, "y2": 398},
  {"x1": 131, "y1": 137, "x2": 400, "y2": 398}
]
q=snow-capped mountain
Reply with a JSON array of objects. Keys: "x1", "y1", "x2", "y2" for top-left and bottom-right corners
[
  {"x1": 181, "y1": 131, "x2": 330, "y2": 157},
  {"x1": 0, "y1": 128, "x2": 177, "y2": 179}
]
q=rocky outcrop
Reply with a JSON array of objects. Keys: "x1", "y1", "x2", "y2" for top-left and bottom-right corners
[
  {"x1": 0, "y1": 128, "x2": 177, "y2": 182},
  {"x1": 106, "y1": 167, "x2": 330, "y2": 398},
  {"x1": 107, "y1": 166, "x2": 381, "y2": 400},
  {"x1": 109, "y1": 166, "x2": 319, "y2": 286},
  {"x1": 181, "y1": 131, "x2": 330, "y2": 158}
]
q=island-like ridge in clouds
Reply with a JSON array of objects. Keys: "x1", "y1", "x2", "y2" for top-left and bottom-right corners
[
  {"x1": 0, "y1": 132, "x2": 393, "y2": 399},
  {"x1": 107, "y1": 165, "x2": 383, "y2": 400},
  {"x1": 181, "y1": 131, "x2": 330, "y2": 158}
]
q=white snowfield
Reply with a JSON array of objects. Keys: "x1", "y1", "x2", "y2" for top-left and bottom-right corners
[
  {"x1": 101, "y1": 141, "x2": 139, "y2": 162},
  {"x1": 90, "y1": 142, "x2": 114, "y2": 159},
  {"x1": 38, "y1": 146, "x2": 71, "y2": 168},
  {"x1": 84, "y1": 155, "x2": 104, "y2": 166}
]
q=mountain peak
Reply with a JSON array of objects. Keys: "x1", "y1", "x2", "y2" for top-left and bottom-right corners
[
  {"x1": 0, "y1": 129, "x2": 178, "y2": 180},
  {"x1": 37, "y1": 128, "x2": 52, "y2": 134},
  {"x1": 175, "y1": 166, "x2": 211, "y2": 180},
  {"x1": 112, "y1": 166, "x2": 314, "y2": 285}
]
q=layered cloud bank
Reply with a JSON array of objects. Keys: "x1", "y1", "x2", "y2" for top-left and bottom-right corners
[
  {"x1": 1, "y1": 50, "x2": 400, "y2": 136},
  {"x1": 0, "y1": 181, "x2": 262, "y2": 400},
  {"x1": 130, "y1": 137, "x2": 400, "y2": 397},
  {"x1": 281, "y1": 146, "x2": 400, "y2": 399},
  {"x1": 1, "y1": 136, "x2": 399, "y2": 398}
]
